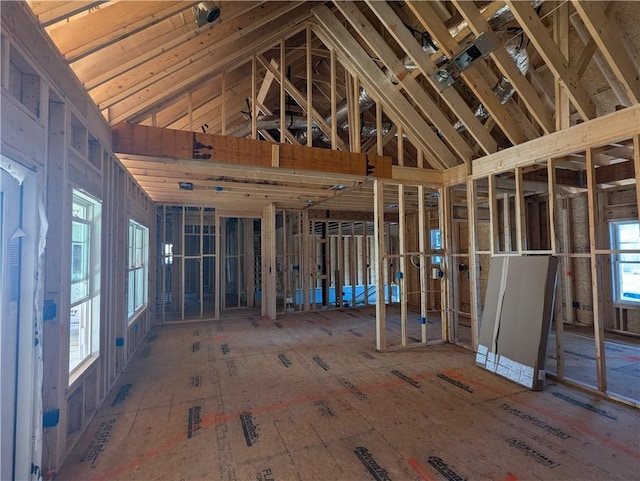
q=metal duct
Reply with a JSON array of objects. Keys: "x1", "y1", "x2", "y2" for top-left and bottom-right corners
[{"x1": 294, "y1": 86, "x2": 376, "y2": 145}]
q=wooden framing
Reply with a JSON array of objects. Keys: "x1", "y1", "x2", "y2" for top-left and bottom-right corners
[
  {"x1": 506, "y1": 0, "x2": 596, "y2": 121},
  {"x1": 374, "y1": 179, "x2": 386, "y2": 351},
  {"x1": 405, "y1": 0, "x2": 530, "y2": 145},
  {"x1": 452, "y1": 0, "x2": 555, "y2": 134},
  {"x1": 312, "y1": 5, "x2": 457, "y2": 169},
  {"x1": 586, "y1": 148, "x2": 607, "y2": 391},
  {"x1": 335, "y1": 1, "x2": 474, "y2": 164},
  {"x1": 571, "y1": 1, "x2": 639, "y2": 104},
  {"x1": 471, "y1": 105, "x2": 640, "y2": 178},
  {"x1": 364, "y1": 0, "x2": 497, "y2": 155}
]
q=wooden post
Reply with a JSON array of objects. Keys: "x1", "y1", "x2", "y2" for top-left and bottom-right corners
[
  {"x1": 488, "y1": 175, "x2": 499, "y2": 254},
  {"x1": 586, "y1": 147, "x2": 607, "y2": 391},
  {"x1": 554, "y1": 1, "x2": 570, "y2": 131},
  {"x1": 280, "y1": 39, "x2": 286, "y2": 144},
  {"x1": 247, "y1": 217, "x2": 255, "y2": 308},
  {"x1": 502, "y1": 193, "x2": 511, "y2": 252},
  {"x1": 376, "y1": 103, "x2": 383, "y2": 156},
  {"x1": 215, "y1": 212, "x2": 221, "y2": 319},
  {"x1": 515, "y1": 167, "x2": 526, "y2": 253},
  {"x1": 262, "y1": 203, "x2": 277, "y2": 319},
  {"x1": 399, "y1": 184, "x2": 407, "y2": 347},
  {"x1": 221, "y1": 72, "x2": 226, "y2": 135},
  {"x1": 635, "y1": 135, "x2": 640, "y2": 219},
  {"x1": 251, "y1": 55, "x2": 257, "y2": 140},
  {"x1": 374, "y1": 179, "x2": 386, "y2": 350},
  {"x1": 353, "y1": 75, "x2": 361, "y2": 153},
  {"x1": 302, "y1": 210, "x2": 311, "y2": 311},
  {"x1": 467, "y1": 178, "x2": 480, "y2": 350},
  {"x1": 306, "y1": 25, "x2": 313, "y2": 147},
  {"x1": 330, "y1": 48, "x2": 337, "y2": 150},
  {"x1": 418, "y1": 185, "x2": 428, "y2": 343},
  {"x1": 439, "y1": 186, "x2": 449, "y2": 341},
  {"x1": 200, "y1": 206, "x2": 204, "y2": 318}
]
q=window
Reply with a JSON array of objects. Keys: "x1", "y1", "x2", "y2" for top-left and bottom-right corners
[
  {"x1": 611, "y1": 221, "x2": 640, "y2": 303},
  {"x1": 70, "y1": 191, "x2": 101, "y2": 374},
  {"x1": 163, "y1": 243, "x2": 173, "y2": 265},
  {"x1": 430, "y1": 228, "x2": 442, "y2": 264},
  {"x1": 128, "y1": 220, "x2": 149, "y2": 321}
]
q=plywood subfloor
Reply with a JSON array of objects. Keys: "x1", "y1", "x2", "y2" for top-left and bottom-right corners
[{"x1": 56, "y1": 307, "x2": 640, "y2": 481}]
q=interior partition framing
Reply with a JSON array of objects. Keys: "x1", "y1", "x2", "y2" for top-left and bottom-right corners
[{"x1": 454, "y1": 110, "x2": 640, "y2": 407}]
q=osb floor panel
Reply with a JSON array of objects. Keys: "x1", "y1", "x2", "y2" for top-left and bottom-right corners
[{"x1": 57, "y1": 307, "x2": 640, "y2": 481}]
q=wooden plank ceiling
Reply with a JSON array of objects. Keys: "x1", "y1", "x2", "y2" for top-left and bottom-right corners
[{"x1": 27, "y1": 1, "x2": 640, "y2": 212}]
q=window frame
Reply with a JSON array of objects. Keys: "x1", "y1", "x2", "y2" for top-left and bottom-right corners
[
  {"x1": 610, "y1": 220, "x2": 640, "y2": 305},
  {"x1": 69, "y1": 190, "x2": 101, "y2": 379},
  {"x1": 127, "y1": 219, "x2": 149, "y2": 323}
]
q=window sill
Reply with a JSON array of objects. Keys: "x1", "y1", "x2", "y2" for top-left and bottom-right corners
[
  {"x1": 68, "y1": 353, "x2": 99, "y2": 388},
  {"x1": 613, "y1": 302, "x2": 640, "y2": 310},
  {"x1": 127, "y1": 304, "x2": 149, "y2": 326}
]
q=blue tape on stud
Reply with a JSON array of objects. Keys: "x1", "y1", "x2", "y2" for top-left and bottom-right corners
[
  {"x1": 115, "y1": 337, "x2": 124, "y2": 347},
  {"x1": 43, "y1": 409, "x2": 60, "y2": 428}
]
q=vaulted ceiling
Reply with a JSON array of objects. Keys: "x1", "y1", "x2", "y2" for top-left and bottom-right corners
[{"x1": 26, "y1": 1, "x2": 640, "y2": 210}]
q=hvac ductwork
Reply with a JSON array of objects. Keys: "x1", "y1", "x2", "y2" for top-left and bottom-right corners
[{"x1": 295, "y1": 86, "x2": 377, "y2": 144}]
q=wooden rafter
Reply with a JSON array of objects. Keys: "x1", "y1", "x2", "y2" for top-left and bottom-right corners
[
  {"x1": 73, "y1": 2, "x2": 264, "y2": 90},
  {"x1": 506, "y1": 0, "x2": 597, "y2": 121},
  {"x1": 364, "y1": 0, "x2": 497, "y2": 156},
  {"x1": 334, "y1": 1, "x2": 474, "y2": 163},
  {"x1": 405, "y1": 0, "x2": 531, "y2": 145},
  {"x1": 312, "y1": 5, "x2": 458, "y2": 170},
  {"x1": 571, "y1": 1, "x2": 639, "y2": 104},
  {"x1": 92, "y1": 2, "x2": 305, "y2": 110},
  {"x1": 451, "y1": 0, "x2": 555, "y2": 134},
  {"x1": 30, "y1": 1, "x2": 106, "y2": 28},
  {"x1": 104, "y1": 15, "x2": 310, "y2": 125},
  {"x1": 47, "y1": 1, "x2": 197, "y2": 63},
  {"x1": 471, "y1": 104, "x2": 640, "y2": 178},
  {"x1": 257, "y1": 55, "x2": 347, "y2": 151}
]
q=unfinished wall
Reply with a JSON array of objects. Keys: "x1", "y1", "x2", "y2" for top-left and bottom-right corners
[{"x1": 1, "y1": 4, "x2": 155, "y2": 475}]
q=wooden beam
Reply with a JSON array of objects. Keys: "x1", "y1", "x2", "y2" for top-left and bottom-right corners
[
  {"x1": 554, "y1": 1, "x2": 571, "y2": 131},
  {"x1": 570, "y1": 10, "x2": 629, "y2": 108},
  {"x1": 390, "y1": 166, "x2": 442, "y2": 186},
  {"x1": 406, "y1": 0, "x2": 529, "y2": 145},
  {"x1": 113, "y1": 122, "x2": 391, "y2": 177},
  {"x1": 330, "y1": 48, "x2": 338, "y2": 150},
  {"x1": 443, "y1": 163, "x2": 469, "y2": 186},
  {"x1": 635, "y1": 135, "x2": 640, "y2": 220},
  {"x1": 77, "y1": 2, "x2": 263, "y2": 89},
  {"x1": 336, "y1": 1, "x2": 474, "y2": 163},
  {"x1": 452, "y1": 0, "x2": 555, "y2": 134},
  {"x1": 365, "y1": 0, "x2": 497, "y2": 156},
  {"x1": 257, "y1": 55, "x2": 347, "y2": 151},
  {"x1": 312, "y1": 6, "x2": 457, "y2": 169},
  {"x1": 32, "y1": 1, "x2": 105, "y2": 28},
  {"x1": 306, "y1": 24, "x2": 313, "y2": 148},
  {"x1": 472, "y1": 105, "x2": 640, "y2": 178},
  {"x1": 48, "y1": 2, "x2": 196, "y2": 63},
  {"x1": 571, "y1": 1, "x2": 639, "y2": 104},
  {"x1": 586, "y1": 147, "x2": 607, "y2": 391},
  {"x1": 506, "y1": 0, "x2": 597, "y2": 121},
  {"x1": 103, "y1": 6, "x2": 311, "y2": 123},
  {"x1": 374, "y1": 179, "x2": 386, "y2": 351}
]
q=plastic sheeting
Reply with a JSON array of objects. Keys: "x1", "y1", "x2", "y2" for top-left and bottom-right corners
[{"x1": 0, "y1": 156, "x2": 46, "y2": 481}]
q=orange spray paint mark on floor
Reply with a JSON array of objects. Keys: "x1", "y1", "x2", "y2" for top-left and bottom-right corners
[
  {"x1": 439, "y1": 368, "x2": 640, "y2": 461},
  {"x1": 408, "y1": 457, "x2": 437, "y2": 481},
  {"x1": 92, "y1": 367, "x2": 439, "y2": 481}
]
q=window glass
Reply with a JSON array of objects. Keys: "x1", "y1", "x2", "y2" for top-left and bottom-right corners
[
  {"x1": 128, "y1": 220, "x2": 149, "y2": 320},
  {"x1": 611, "y1": 221, "x2": 640, "y2": 303},
  {"x1": 69, "y1": 190, "x2": 101, "y2": 375}
]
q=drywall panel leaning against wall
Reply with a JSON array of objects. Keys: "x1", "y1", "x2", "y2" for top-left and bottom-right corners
[{"x1": 476, "y1": 256, "x2": 559, "y2": 390}]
